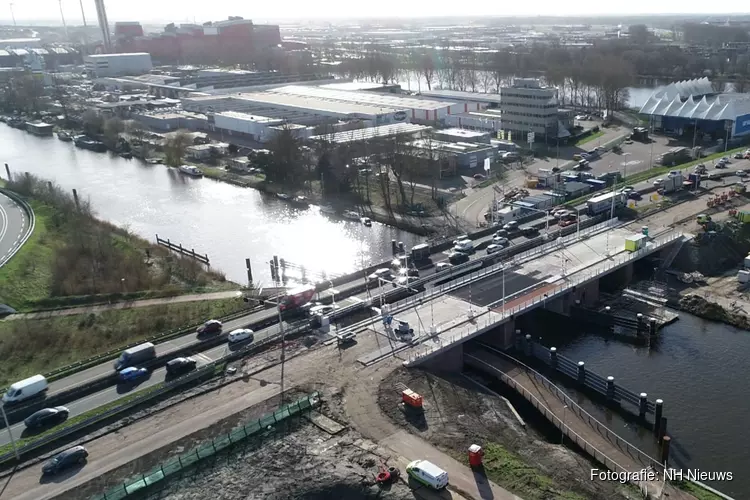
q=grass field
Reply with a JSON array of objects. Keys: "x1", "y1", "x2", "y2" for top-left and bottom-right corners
[
  {"x1": 0, "y1": 297, "x2": 247, "y2": 386},
  {"x1": 675, "y1": 480, "x2": 726, "y2": 500},
  {"x1": 575, "y1": 130, "x2": 605, "y2": 147}
]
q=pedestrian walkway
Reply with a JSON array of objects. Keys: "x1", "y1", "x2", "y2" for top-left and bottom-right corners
[
  {"x1": 2, "y1": 290, "x2": 244, "y2": 320},
  {"x1": 464, "y1": 347, "x2": 697, "y2": 500}
]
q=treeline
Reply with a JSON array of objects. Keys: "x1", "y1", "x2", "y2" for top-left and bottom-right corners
[{"x1": 6, "y1": 174, "x2": 223, "y2": 297}]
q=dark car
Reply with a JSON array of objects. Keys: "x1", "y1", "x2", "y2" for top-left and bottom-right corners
[
  {"x1": 42, "y1": 445, "x2": 88, "y2": 475},
  {"x1": 24, "y1": 406, "x2": 70, "y2": 429},
  {"x1": 118, "y1": 367, "x2": 148, "y2": 382},
  {"x1": 166, "y1": 357, "x2": 197, "y2": 376},
  {"x1": 521, "y1": 227, "x2": 539, "y2": 237},
  {"x1": 447, "y1": 251, "x2": 470, "y2": 265},
  {"x1": 197, "y1": 319, "x2": 223, "y2": 335}
]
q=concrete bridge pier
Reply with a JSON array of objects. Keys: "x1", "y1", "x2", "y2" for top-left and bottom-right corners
[
  {"x1": 478, "y1": 318, "x2": 516, "y2": 350},
  {"x1": 573, "y1": 280, "x2": 600, "y2": 307},
  {"x1": 419, "y1": 343, "x2": 464, "y2": 373}
]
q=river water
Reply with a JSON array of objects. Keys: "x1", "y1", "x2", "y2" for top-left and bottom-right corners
[
  {"x1": 0, "y1": 125, "x2": 421, "y2": 285},
  {"x1": 542, "y1": 311, "x2": 749, "y2": 498}
]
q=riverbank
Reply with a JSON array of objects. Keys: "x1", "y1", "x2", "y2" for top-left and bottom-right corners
[
  {"x1": 195, "y1": 164, "x2": 459, "y2": 237},
  {"x1": 0, "y1": 174, "x2": 238, "y2": 311}
]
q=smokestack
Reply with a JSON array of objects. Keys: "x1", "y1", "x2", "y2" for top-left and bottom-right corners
[{"x1": 94, "y1": 0, "x2": 112, "y2": 52}]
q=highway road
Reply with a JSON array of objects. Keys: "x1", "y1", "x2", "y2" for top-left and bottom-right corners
[{"x1": 0, "y1": 190, "x2": 30, "y2": 268}]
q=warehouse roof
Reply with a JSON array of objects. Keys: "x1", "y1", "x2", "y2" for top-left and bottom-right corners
[
  {"x1": 418, "y1": 89, "x2": 502, "y2": 104},
  {"x1": 309, "y1": 123, "x2": 431, "y2": 144},
  {"x1": 268, "y1": 85, "x2": 455, "y2": 111},
  {"x1": 640, "y1": 92, "x2": 750, "y2": 122},
  {"x1": 235, "y1": 91, "x2": 404, "y2": 117}
]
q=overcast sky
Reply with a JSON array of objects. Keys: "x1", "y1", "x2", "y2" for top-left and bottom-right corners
[{"x1": 6, "y1": 0, "x2": 750, "y2": 25}]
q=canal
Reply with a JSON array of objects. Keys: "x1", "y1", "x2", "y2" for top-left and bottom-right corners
[
  {"x1": 540, "y1": 311, "x2": 748, "y2": 498},
  {"x1": 0, "y1": 124, "x2": 422, "y2": 285}
]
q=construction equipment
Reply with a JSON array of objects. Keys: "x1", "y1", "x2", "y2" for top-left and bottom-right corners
[
  {"x1": 375, "y1": 465, "x2": 401, "y2": 485},
  {"x1": 468, "y1": 444, "x2": 485, "y2": 467},
  {"x1": 402, "y1": 388, "x2": 424, "y2": 409},
  {"x1": 395, "y1": 320, "x2": 414, "y2": 337}
]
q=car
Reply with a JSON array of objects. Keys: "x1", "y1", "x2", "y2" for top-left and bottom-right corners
[
  {"x1": 118, "y1": 366, "x2": 148, "y2": 382},
  {"x1": 24, "y1": 406, "x2": 70, "y2": 429},
  {"x1": 367, "y1": 268, "x2": 392, "y2": 283},
  {"x1": 399, "y1": 267, "x2": 420, "y2": 278},
  {"x1": 621, "y1": 186, "x2": 634, "y2": 193},
  {"x1": 715, "y1": 163, "x2": 728, "y2": 169},
  {"x1": 42, "y1": 446, "x2": 88, "y2": 475},
  {"x1": 228, "y1": 328, "x2": 254, "y2": 343},
  {"x1": 735, "y1": 152, "x2": 745, "y2": 159},
  {"x1": 453, "y1": 239, "x2": 474, "y2": 253},
  {"x1": 628, "y1": 191, "x2": 642, "y2": 200},
  {"x1": 624, "y1": 139, "x2": 633, "y2": 144},
  {"x1": 393, "y1": 275, "x2": 419, "y2": 288},
  {"x1": 494, "y1": 229, "x2": 508, "y2": 238},
  {"x1": 521, "y1": 227, "x2": 538, "y2": 237},
  {"x1": 738, "y1": 170, "x2": 747, "y2": 177},
  {"x1": 436, "y1": 262, "x2": 453, "y2": 271},
  {"x1": 447, "y1": 251, "x2": 469, "y2": 265},
  {"x1": 308, "y1": 304, "x2": 335, "y2": 316},
  {"x1": 492, "y1": 236, "x2": 509, "y2": 246},
  {"x1": 165, "y1": 357, "x2": 197, "y2": 376},
  {"x1": 473, "y1": 173, "x2": 485, "y2": 180},
  {"x1": 486, "y1": 244, "x2": 502, "y2": 254},
  {"x1": 502, "y1": 221, "x2": 518, "y2": 231},
  {"x1": 451, "y1": 235, "x2": 469, "y2": 246},
  {"x1": 721, "y1": 157, "x2": 731, "y2": 163},
  {"x1": 559, "y1": 219, "x2": 575, "y2": 227},
  {"x1": 197, "y1": 319, "x2": 222, "y2": 335}
]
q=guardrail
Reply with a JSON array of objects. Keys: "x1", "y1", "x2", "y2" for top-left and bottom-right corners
[
  {"x1": 0, "y1": 319, "x2": 315, "y2": 466},
  {"x1": 464, "y1": 350, "x2": 660, "y2": 498},
  {"x1": 91, "y1": 392, "x2": 321, "y2": 500},
  {"x1": 0, "y1": 187, "x2": 35, "y2": 268},
  {"x1": 403, "y1": 230, "x2": 683, "y2": 366}
]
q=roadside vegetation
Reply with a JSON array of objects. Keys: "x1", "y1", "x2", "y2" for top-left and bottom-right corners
[
  {"x1": 575, "y1": 130, "x2": 605, "y2": 146},
  {"x1": 0, "y1": 297, "x2": 246, "y2": 386},
  {"x1": 675, "y1": 480, "x2": 727, "y2": 500},
  {"x1": 0, "y1": 174, "x2": 237, "y2": 311}
]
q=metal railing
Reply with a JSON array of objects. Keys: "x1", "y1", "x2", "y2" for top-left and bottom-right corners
[
  {"x1": 91, "y1": 392, "x2": 321, "y2": 500},
  {"x1": 465, "y1": 350, "x2": 661, "y2": 498},
  {"x1": 403, "y1": 230, "x2": 683, "y2": 365}
]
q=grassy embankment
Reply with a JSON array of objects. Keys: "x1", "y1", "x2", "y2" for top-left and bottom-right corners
[
  {"x1": 575, "y1": 130, "x2": 605, "y2": 147},
  {"x1": 0, "y1": 175, "x2": 238, "y2": 311},
  {"x1": 0, "y1": 298, "x2": 245, "y2": 386},
  {"x1": 675, "y1": 480, "x2": 727, "y2": 500}
]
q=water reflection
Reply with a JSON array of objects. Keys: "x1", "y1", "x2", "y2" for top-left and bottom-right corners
[{"x1": 0, "y1": 125, "x2": 421, "y2": 284}]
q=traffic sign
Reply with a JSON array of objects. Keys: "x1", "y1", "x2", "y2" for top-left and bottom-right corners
[{"x1": 527, "y1": 132, "x2": 535, "y2": 144}]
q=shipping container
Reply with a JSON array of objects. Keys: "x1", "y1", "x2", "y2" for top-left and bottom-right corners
[{"x1": 624, "y1": 234, "x2": 648, "y2": 252}]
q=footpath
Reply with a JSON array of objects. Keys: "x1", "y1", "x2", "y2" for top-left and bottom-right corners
[{"x1": 2, "y1": 290, "x2": 245, "y2": 320}]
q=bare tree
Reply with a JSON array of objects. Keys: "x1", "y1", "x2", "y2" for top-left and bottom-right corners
[
  {"x1": 127, "y1": 120, "x2": 149, "y2": 159},
  {"x1": 102, "y1": 117, "x2": 124, "y2": 149},
  {"x1": 164, "y1": 130, "x2": 192, "y2": 167},
  {"x1": 419, "y1": 53, "x2": 436, "y2": 91}
]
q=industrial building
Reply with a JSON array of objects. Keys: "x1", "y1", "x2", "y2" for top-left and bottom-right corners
[
  {"x1": 266, "y1": 85, "x2": 461, "y2": 122},
  {"x1": 639, "y1": 77, "x2": 750, "y2": 143},
  {"x1": 213, "y1": 111, "x2": 313, "y2": 142},
  {"x1": 444, "y1": 108, "x2": 504, "y2": 133},
  {"x1": 499, "y1": 78, "x2": 561, "y2": 141},
  {"x1": 417, "y1": 89, "x2": 500, "y2": 109},
  {"x1": 85, "y1": 53, "x2": 153, "y2": 78},
  {"x1": 407, "y1": 136, "x2": 497, "y2": 177},
  {"x1": 308, "y1": 123, "x2": 431, "y2": 144}
]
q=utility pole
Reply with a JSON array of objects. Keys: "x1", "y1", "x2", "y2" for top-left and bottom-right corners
[
  {"x1": 0, "y1": 404, "x2": 20, "y2": 461},
  {"x1": 278, "y1": 304, "x2": 285, "y2": 406},
  {"x1": 9, "y1": 3, "x2": 15, "y2": 26}
]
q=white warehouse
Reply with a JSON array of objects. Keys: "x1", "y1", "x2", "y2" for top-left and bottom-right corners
[
  {"x1": 85, "y1": 53, "x2": 153, "y2": 78},
  {"x1": 266, "y1": 85, "x2": 462, "y2": 122},
  {"x1": 212, "y1": 111, "x2": 313, "y2": 142}
]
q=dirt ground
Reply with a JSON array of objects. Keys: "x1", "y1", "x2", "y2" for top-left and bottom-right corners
[{"x1": 377, "y1": 367, "x2": 638, "y2": 500}]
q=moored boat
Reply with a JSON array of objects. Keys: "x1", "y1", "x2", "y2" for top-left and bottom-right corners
[
  {"x1": 319, "y1": 204, "x2": 336, "y2": 215},
  {"x1": 178, "y1": 164, "x2": 203, "y2": 177},
  {"x1": 291, "y1": 195, "x2": 309, "y2": 208},
  {"x1": 276, "y1": 193, "x2": 291, "y2": 201},
  {"x1": 73, "y1": 135, "x2": 107, "y2": 152},
  {"x1": 343, "y1": 210, "x2": 360, "y2": 220},
  {"x1": 361, "y1": 217, "x2": 372, "y2": 226},
  {"x1": 119, "y1": 152, "x2": 133, "y2": 159},
  {"x1": 57, "y1": 131, "x2": 72, "y2": 141}
]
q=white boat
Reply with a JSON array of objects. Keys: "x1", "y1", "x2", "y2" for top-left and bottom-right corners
[
  {"x1": 343, "y1": 210, "x2": 360, "y2": 220},
  {"x1": 361, "y1": 217, "x2": 372, "y2": 226},
  {"x1": 319, "y1": 204, "x2": 336, "y2": 215},
  {"x1": 178, "y1": 165, "x2": 203, "y2": 177},
  {"x1": 276, "y1": 193, "x2": 291, "y2": 200}
]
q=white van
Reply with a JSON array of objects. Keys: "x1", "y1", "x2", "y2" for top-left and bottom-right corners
[
  {"x1": 3, "y1": 374, "x2": 48, "y2": 403},
  {"x1": 406, "y1": 459, "x2": 449, "y2": 490}
]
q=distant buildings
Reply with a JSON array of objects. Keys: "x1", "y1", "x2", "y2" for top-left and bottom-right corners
[
  {"x1": 85, "y1": 53, "x2": 153, "y2": 78},
  {"x1": 114, "y1": 17, "x2": 281, "y2": 65}
]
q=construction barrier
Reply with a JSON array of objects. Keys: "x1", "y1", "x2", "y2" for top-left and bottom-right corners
[{"x1": 91, "y1": 392, "x2": 321, "y2": 500}]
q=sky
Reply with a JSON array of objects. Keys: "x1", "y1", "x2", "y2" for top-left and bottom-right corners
[{"x1": 5, "y1": 0, "x2": 750, "y2": 25}]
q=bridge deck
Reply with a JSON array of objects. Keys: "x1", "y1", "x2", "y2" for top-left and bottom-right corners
[{"x1": 465, "y1": 347, "x2": 697, "y2": 500}]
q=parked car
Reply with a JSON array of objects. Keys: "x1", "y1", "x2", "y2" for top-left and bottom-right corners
[
  {"x1": 42, "y1": 446, "x2": 88, "y2": 475},
  {"x1": 24, "y1": 406, "x2": 70, "y2": 429},
  {"x1": 715, "y1": 162, "x2": 728, "y2": 169},
  {"x1": 738, "y1": 170, "x2": 748, "y2": 177},
  {"x1": 118, "y1": 367, "x2": 148, "y2": 383},
  {"x1": 228, "y1": 328, "x2": 254, "y2": 343},
  {"x1": 734, "y1": 152, "x2": 745, "y2": 159},
  {"x1": 721, "y1": 156, "x2": 731, "y2": 163},
  {"x1": 436, "y1": 262, "x2": 453, "y2": 271},
  {"x1": 197, "y1": 319, "x2": 222, "y2": 335},
  {"x1": 165, "y1": 357, "x2": 197, "y2": 376}
]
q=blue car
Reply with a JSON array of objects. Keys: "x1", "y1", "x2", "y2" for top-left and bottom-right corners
[{"x1": 118, "y1": 367, "x2": 148, "y2": 382}]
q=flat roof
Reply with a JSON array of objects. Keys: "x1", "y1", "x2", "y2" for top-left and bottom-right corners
[
  {"x1": 268, "y1": 85, "x2": 455, "y2": 111},
  {"x1": 418, "y1": 89, "x2": 502, "y2": 104},
  {"x1": 87, "y1": 52, "x2": 151, "y2": 59},
  {"x1": 437, "y1": 128, "x2": 489, "y2": 138},
  {"x1": 235, "y1": 92, "x2": 404, "y2": 117},
  {"x1": 215, "y1": 110, "x2": 281, "y2": 124},
  {"x1": 309, "y1": 123, "x2": 431, "y2": 144},
  {"x1": 320, "y1": 81, "x2": 396, "y2": 91}
]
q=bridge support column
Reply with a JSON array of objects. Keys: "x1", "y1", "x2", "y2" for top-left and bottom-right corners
[
  {"x1": 420, "y1": 343, "x2": 464, "y2": 373},
  {"x1": 546, "y1": 296, "x2": 566, "y2": 315},
  {"x1": 480, "y1": 319, "x2": 516, "y2": 350},
  {"x1": 622, "y1": 262, "x2": 634, "y2": 285}
]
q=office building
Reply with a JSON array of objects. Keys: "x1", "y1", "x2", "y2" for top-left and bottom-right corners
[
  {"x1": 499, "y1": 78, "x2": 559, "y2": 141},
  {"x1": 85, "y1": 52, "x2": 152, "y2": 77}
]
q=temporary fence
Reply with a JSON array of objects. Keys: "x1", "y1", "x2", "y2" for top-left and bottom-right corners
[
  {"x1": 90, "y1": 392, "x2": 321, "y2": 500},
  {"x1": 403, "y1": 230, "x2": 683, "y2": 366}
]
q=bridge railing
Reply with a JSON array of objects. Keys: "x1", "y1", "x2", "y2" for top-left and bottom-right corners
[
  {"x1": 403, "y1": 230, "x2": 683, "y2": 365},
  {"x1": 465, "y1": 349, "x2": 663, "y2": 491}
]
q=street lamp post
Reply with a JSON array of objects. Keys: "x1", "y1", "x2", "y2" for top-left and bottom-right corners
[
  {"x1": 278, "y1": 302, "x2": 286, "y2": 405},
  {"x1": 0, "y1": 404, "x2": 20, "y2": 460},
  {"x1": 561, "y1": 404, "x2": 568, "y2": 444},
  {"x1": 509, "y1": 203, "x2": 549, "y2": 238}
]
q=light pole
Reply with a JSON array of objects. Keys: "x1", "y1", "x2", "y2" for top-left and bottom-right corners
[
  {"x1": 509, "y1": 203, "x2": 549, "y2": 238},
  {"x1": 278, "y1": 302, "x2": 286, "y2": 406},
  {"x1": 561, "y1": 404, "x2": 568, "y2": 444},
  {"x1": 0, "y1": 404, "x2": 20, "y2": 460}
]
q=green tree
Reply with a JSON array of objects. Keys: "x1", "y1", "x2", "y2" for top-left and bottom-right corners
[
  {"x1": 266, "y1": 125, "x2": 305, "y2": 186},
  {"x1": 102, "y1": 117, "x2": 124, "y2": 149},
  {"x1": 81, "y1": 110, "x2": 104, "y2": 137}
]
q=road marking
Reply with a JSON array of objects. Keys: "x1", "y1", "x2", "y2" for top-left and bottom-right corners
[
  {"x1": 349, "y1": 296, "x2": 363, "y2": 303},
  {"x1": 194, "y1": 353, "x2": 213, "y2": 363}
]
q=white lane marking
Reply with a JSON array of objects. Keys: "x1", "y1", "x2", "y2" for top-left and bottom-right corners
[
  {"x1": 194, "y1": 353, "x2": 213, "y2": 364},
  {"x1": 349, "y1": 296, "x2": 363, "y2": 303}
]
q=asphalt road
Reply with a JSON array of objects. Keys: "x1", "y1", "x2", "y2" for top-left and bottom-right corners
[
  {"x1": 449, "y1": 269, "x2": 542, "y2": 307},
  {"x1": 0, "y1": 191, "x2": 29, "y2": 268}
]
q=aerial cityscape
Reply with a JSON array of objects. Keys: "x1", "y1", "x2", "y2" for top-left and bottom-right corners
[{"x1": 0, "y1": 4, "x2": 748, "y2": 500}]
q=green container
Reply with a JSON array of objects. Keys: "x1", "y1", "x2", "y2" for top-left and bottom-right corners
[{"x1": 642, "y1": 226, "x2": 649, "y2": 236}]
